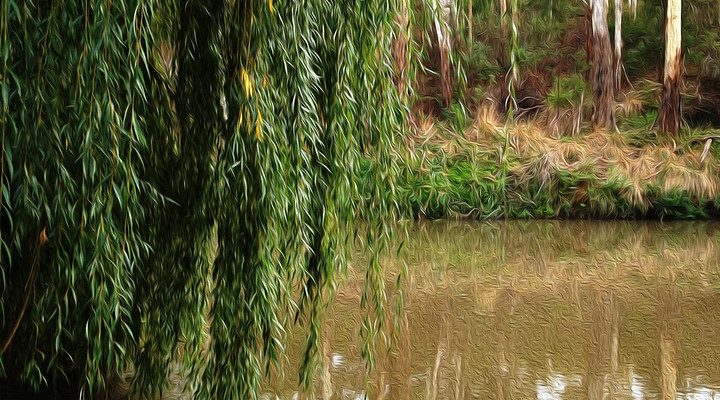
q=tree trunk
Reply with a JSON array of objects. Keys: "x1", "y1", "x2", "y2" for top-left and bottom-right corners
[
  {"x1": 658, "y1": 0, "x2": 682, "y2": 135},
  {"x1": 613, "y1": 0, "x2": 623, "y2": 94},
  {"x1": 590, "y1": 0, "x2": 616, "y2": 131},
  {"x1": 436, "y1": 22, "x2": 452, "y2": 107}
]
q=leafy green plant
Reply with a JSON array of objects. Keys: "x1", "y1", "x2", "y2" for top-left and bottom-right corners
[
  {"x1": 443, "y1": 101, "x2": 470, "y2": 132},
  {"x1": 547, "y1": 74, "x2": 588, "y2": 109},
  {"x1": 466, "y1": 41, "x2": 503, "y2": 83}
]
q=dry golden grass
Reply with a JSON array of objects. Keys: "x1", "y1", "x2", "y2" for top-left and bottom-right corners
[
  {"x1": 616, "y1": 89, "x2": 647, "y2": 118},
  {"x1": 467, "y1": 102, "x2": 503, "y2": 141},
  {"x1": 407, "y1": 113, "x2": 461, "y2": 155},
  {"x1": 661, "y1": 150, "x2": 719, "y2": 199},
  {"x1": 408, "y1": 112, "x2": 438, "y2": 144},
  {"x1": 410, "y1": 110, "x2": 720, "y2": 210},
  {"x1": 508, "y1": 123, "x2": 588, "y2": 186},
  {"x1": 627, "y1": 78, "x2": 663, "y2": 109},
  {"x1": 407, "y1": 110, "x2": 500, "y2": 158},
  {"x1": 542, "y1": 97, "x2": 588, "y2": 138}
]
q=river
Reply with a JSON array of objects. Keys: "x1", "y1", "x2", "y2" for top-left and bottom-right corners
[{"x1": 263, "y1": 220, "x2": 720, "y2": 400}]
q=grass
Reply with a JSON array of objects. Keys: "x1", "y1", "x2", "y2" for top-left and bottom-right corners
[{"x1": 362, "y1": 95, "x2": 720, "y2": 220}]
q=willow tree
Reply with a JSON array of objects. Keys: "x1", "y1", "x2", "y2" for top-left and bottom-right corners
[
  {"x1": 395, "y1": 0, "x2": 412, "y2": 100},
  {"x1": 500, "y1": 0, "x2": 508, "y2": 36},
  {"x1": 590, "y1": 0, "x2": 616, "y2": 131},
  {"x1": 0, "y1": 0, "x2": 401, "y2": 398},
  {"x1": 658, "y1": 0, "x2": 682, "y2": 135},
  {"x1": 506, "y1": 0, "x2": 519, "y2": 117}
]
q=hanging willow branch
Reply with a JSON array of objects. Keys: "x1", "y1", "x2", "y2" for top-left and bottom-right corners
[
  {"x1": 505, "y1": 0, "x2": 519, "y2": 117},
  {"x1": 1, "y1": 0, "x2": 403, "y2": 398}
]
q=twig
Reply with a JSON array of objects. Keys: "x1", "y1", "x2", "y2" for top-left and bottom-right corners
[
  {"x1": 0, "y1": 228, "x2": 45, "y2": 355},
  {"x1": 700, "y1": 138, "x2": 713, "y2": 162}
]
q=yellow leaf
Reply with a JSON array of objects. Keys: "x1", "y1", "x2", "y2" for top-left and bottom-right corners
[
  {"x1": 269, "y1": 0, "x2": 275, "y2": 14},
  {"x1": 38, "y1": 227, "x2": 48, "y2": 246},
  {"x1": 256, "y1": 113, "x2": 263, "y2": 141},
  {"x1": 241, "y1": 68, "x2": 253, "y2": 97}
]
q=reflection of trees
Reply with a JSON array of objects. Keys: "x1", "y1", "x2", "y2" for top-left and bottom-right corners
[
  {"x1": 492, "y1": 289, "x2": 519, "y2": 400},
  {"x1": 423, "y1": 287, "x2": 464, "y2": 400},
  {"x1": 400, "y1": 220, "x2": 720, "y2": 286},
  {"x1": 262, "y1": 221, "x2": 720, "y2": 398},
  {"x1": 385, "y1": 309, "x2": 411, "y2": 400},
  {"x1": 286, "y1": 282, "x2": 718, "y2": 400},
  {"x1": 660, "y1": 285, "x2": 679, "y2": 400},
  {"x1": 585, "y1": 287, "x2": 620, "y2": 400},
  {"x1": 321, "y1": 338, "x2": 332, "y2": 400}
]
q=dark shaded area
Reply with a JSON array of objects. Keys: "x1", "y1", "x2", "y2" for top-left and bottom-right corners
[
  {"x1": 0, "y1": 378, "x2": 79, "y2": 400},
  {"x1": 685, "y1": 77, "x2": 720, "y2": 128}
]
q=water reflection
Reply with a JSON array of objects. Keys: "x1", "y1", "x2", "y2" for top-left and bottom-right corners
[{"x1": 263, "y1": 221, "x2": 720, "y2": 400}]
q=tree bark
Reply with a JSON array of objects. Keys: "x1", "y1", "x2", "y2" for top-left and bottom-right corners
[
  {"x1": 590, "y1": 0, "x2": 616, "y2": 131},
  {"x1": 613, "y1": 0, "x2": 623, "y2": 94},
  {"x1": 658, "y1": 0, "x2": 682, "y2": 135},
  {"x1": 436, "y1": 21, "x2": 452, "y2": 107}
]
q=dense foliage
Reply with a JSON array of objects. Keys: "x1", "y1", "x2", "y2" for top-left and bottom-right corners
[
  {"x1": 407, "y1": 0, "x2": 720, "y2": 127},
  {"x1": 1, "y1": 0, "x2": 402, "y2": 398}
]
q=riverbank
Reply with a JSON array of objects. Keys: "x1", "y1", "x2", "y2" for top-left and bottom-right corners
[{"x1": 362, "y1": 113, "x2": 720, "y2": 220}]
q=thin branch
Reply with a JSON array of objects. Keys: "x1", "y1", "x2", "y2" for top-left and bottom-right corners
[{"x1": 0, "y1": 228, "x2": 45, "y2": 355}]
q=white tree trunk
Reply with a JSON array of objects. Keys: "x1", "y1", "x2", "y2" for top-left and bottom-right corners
[
  {"x1": 590, "y1": 0, "x2": 616, "y2": 131},
  {"x1": 663, "y1": 0, "x2": 682, "y2": 81},
  {"x1": 658, "y1": 0, "x2": 682, "y2": 134}
]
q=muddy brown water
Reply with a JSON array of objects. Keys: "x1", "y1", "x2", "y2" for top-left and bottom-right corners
[{"x1": 263, "y1": 220, "x2": 720, "y2": 400}]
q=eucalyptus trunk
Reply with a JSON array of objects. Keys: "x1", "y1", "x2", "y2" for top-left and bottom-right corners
[
  {"x1": 590, "y1": 0, "x2": 616, "y2": 131},
  {"x1": 658, "y1": 0, "x2": 682, "y2": 135}
]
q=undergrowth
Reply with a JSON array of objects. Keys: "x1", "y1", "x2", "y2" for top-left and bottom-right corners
[{"x1": 362, "y1": 105, "x2": 720, "y2": 221}]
